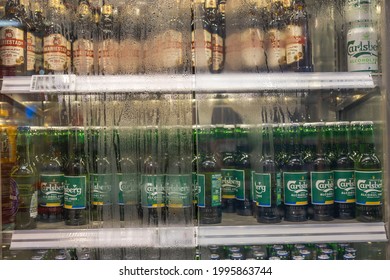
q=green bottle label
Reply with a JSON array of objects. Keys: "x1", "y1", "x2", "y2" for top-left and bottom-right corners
[
  {"x1": 235, "y1": 169, "x2": 245, "y2": 200},
  {"x1": 311, "y1": 171, "x2": 334, "y2": 205},
  {"x1": 197, "y1": 174, "x2": 205, "y2": 207},
  {"x1": 283, "y1": 172, "x2": 309, "y2": 205},
  {"x1": 253, "y1": 173, "x2": 271, "y2": 207},
  {"x1": 117, "y1": 173, "x2": 138, "y2": 205},
  {"x1": 64, "y1": 176, "x2": 87, "y2": 209},
  {"x1": 197, "y1": 173, "x2": 222, "y2": 207},
  {"x1": 211, "y1": 173, "x2": 222, "y2": 207},
  {"x1": 141, "y1": 175, "x2": 165, "y2": 208},
  {"x1": 334, "y1": 170, "x2": 355, "y2": 203},
  {"x1": 39, "y1": 174, "x2": 65, "y2": 206},
  {"x1": 355, "y1": 170, "x2": 382, "y2": 205},
  {"x1": 91, "y1": 174, "x2": 113, "y2": 206},
  {"x1": 221, "y1": 169, "x2": 236, "y2": 199},
  {"x1": 166, "y1": 174, "x2": 192, "y2": 208}
]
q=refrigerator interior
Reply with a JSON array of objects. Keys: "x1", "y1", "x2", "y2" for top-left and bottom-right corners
[{"x1": 0, "y1": 0, "x2": 389, "y2": 260}]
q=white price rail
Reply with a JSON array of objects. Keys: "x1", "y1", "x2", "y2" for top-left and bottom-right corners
[
  {"x1": 0, "y1": 72, "x2": 376, "y2": 94},
  {"x1": 10, "y1": 227, "x2": 196, "y2": 249}
]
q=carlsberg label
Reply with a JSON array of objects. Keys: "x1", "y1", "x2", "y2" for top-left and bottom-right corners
[
  {"x1": 355, "y1": 170, "x2": 382, "y2": 205},
  {"x1": 91, "y1": 174, "x2": 113, "y2": 206},
  {"x1": 334, "y1": 170, "x2": 355, "y2": 203},
  {"x1": 39, "y1": 174, "x2": 65, "y2": 206},
  {"x1": 64, "y1": 176, "x2": 87, "y2": 209},
  {"x1": 141, "y1": 175, "x2": 165, "y2": 208},
  {"x1": 283, "y1": 172, "x2": 308, "y2": 205},
  {"x1": 221, "y1": 169, "x2": 236, "y2": 199},
  {"x1": 117, "y1": 173, "x2": 138, "y2": 205},
  {"x1": 166, "y1": 174, "x2": 192, "y2": 208},
  {"x1": 311, "y1": 171, "x2": 334, "y2": 205},
  {"x1": 347, "y1": 23, "x2": 378, "y2": 72},
  {"x1": 253, "y1": 173, "x2": 271, "y2": 207}
]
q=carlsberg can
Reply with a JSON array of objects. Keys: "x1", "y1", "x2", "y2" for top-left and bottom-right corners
[{"x1": 347, "y1": 21, "x2": 378, "y2": 72}]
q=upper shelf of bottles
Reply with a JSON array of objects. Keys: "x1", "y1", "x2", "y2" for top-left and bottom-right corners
[{"x1": 0, "y1": 72, "x2": 378, "y2": 94}]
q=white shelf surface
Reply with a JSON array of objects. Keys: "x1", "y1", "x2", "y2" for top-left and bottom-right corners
[
  {"x1": 10, "y1": 226, "x2": 196, "y2": 250},
  {"x1": 9, "y1": 222, "x2": 387, "y2": 249},
  {"x1": 1, "y1": 72, "x2": 376, "y2": 94},
  {"x1": 198, "y1": 222, "x2": 388, "y2": 246}
]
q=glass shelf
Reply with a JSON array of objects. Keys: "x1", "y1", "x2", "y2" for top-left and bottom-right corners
[
  {"x1": 8, "y1": 221, "x2": 386, "y2": 249},
  {"x1": 0, "y1": 72, "x2": 376, "y2": 94}
]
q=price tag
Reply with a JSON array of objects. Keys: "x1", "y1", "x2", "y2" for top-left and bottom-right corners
[{"x1": 30, "y1": 75, "x2": 76, "y2": 92}]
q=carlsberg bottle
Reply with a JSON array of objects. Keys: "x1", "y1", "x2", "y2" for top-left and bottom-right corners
[
  {"x1": 355, "y1": 121, "x2": 383, "y2": 222},
  {"x1": 346, "y1": 20, "x2": 378, "y2": 72},
  {"x1": 310, "y1": 123, "x2": 334, "y2": 221},
  {"x1": 64, "y1": 128, "x2": 88, "y2": 226},
  {"x1": 256, "y1": 124, "x2": 282, "y2": 223},
  {"x1": 283, "y1": 123, "x2": 308, "y2": 222},
  {"x1": 197, "y1": 125, "x2": 222, "y2": 224},
  {"x1": 333, "y1": 122, "x2": 355, "y2": 219}
]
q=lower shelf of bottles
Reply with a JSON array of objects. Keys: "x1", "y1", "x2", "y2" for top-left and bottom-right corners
[{"x1": 5, "y1": 215, "x2": 387, "y2": 250}]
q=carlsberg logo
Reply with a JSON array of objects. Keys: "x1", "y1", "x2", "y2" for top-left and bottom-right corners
[
  {"x1": 255, "y1": 182, "x2": 266, "y2": 195},
  {"x1": 287, "y1": 180, "x2": 307, "y2": 192},
  {"x1": 41, "y1": 182, "x2": 63, "y2": 194},
  {"x1": 357, "y1": 179, "x2": 382, "y2": 193},
  {"x1": 93, "y1": 183, "x2": 112, "y2": 193},
  {"x1": 119, "y1": 181, "x2": 137, "y2": 193},
  {"x1": 347, "y1": 40, "x2": 378, "y2": 58},
  {"x1": 64, "y1": 185, "x2": 82, "y2": 197},
  {"x1": 315, "y1": 180, "x2": 333, "y2": 192},
  {"x1": 145, "y1": 182, "x2": 164, "y2": 194},
  {"x1": 337, "y1": 178, "x2": 354, "y2": 191}
]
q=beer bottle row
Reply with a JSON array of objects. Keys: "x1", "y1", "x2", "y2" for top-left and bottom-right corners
[
  {"x1": 2, "y1": 121, "x2": 383, "y2": 230},
  {"x1": 195, "y1": 121, "x2": 383, "y2": 224},
  {"x1": 0, "y1": 0, "x2": 381, "y2": 77}
]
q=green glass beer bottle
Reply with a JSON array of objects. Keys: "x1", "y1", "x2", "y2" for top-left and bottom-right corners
[
  {"x1": 219, "y1": 124, "x2": 236, "y2": 213},
  {"x1": 198, "y1": 125, "x2": 222, "y2": 224},
  {"x1": 10, "y1": 126, "x2": 38, "y2": 229},
  {"x1": 64, "y1": 127, "x2": 88, "y2": 226},
  {"x1": 310, "y1": 122, "x2": 334, "y2": 221},
  {"x1": 333, "y1": 122, "x2": 355, "y2": 219},
  {"x1": 256, "y1": 124, "x2": 282, "y2": 223},
  {"x1": 166, "y1": 127, "x2": 192, "y2": 226},
  {"x1": 38, "y1": 128, "x2": 65, "y2": 222},
  {"x1": 283, "y1": 123, "x2": 308, "y2": 222},
  {"x1": 235, "y1": 124, "x2": 253, "y2": 216},
  {"x1": 116, "y1": 128, "x2": 139, "y2": 225},
  {"x1": 355, "y1": 121, "x2": 383, "y2": 222},
  {"x1": 141, "y1": 126, "x2": 166, "y2": 227},
  {"x1": 91, "y1": 128, "x2": 114, "y2": 223}
]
